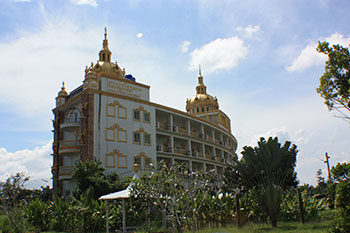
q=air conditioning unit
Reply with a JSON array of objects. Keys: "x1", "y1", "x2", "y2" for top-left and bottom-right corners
[
  {"x1": 199, "y1": 133, "x2": 204, "y2": 139},
  {"x1": 168, "y1": 147, "x2": 173, "y2": 153},
  {"x1": 156, "y1": 121, "x2": 160, "y2": 129},
  {"x1": 192, "y1": 151, "x2": 198, "y2": 157},
  {"x1": 156, "y1": 145, "x2": 163, "y2": 152},
  {"x1": 186, "y1": 150, "x2": 191, "y2": 156},
  {"x1": 173, "y1": 126, "x2": 178, "y2": 132}
]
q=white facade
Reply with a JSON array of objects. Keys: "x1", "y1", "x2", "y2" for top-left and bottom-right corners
[{"x1": 52, "y1": 30, "x2": 238, "y2": 196}]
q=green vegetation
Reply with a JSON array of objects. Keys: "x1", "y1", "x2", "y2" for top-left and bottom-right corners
[
  {"x1": 183, "y1": 221, "x2": 331, "y2": 233},
  {"x1": 316, "y1": 41, "x2": 350, "y2": 121},
  {"x1": 1, "y1": 140, "x2": 349, "y2": 232},
  {"x1": 225, "y1": 137, "x2": 298, "y2": 227}
]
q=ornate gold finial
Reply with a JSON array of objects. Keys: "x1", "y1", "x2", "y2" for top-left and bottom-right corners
[
  {"x1": 58, "y1": 81, "x2": 68, "y2": 97},
  {"x1": 199, "y1": 64, "x2": 202, "y2": 76},
  {"x1": 104, "y1": 27, "x2": 107, "y2": 40}
]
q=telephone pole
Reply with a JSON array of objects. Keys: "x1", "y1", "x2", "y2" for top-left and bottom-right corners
[{"x1": 325, "y1": 152, "x2": 331, "y2": 181}]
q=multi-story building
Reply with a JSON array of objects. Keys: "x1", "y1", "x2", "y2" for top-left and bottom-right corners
[{"x1": 52, "y1": 29, "x2": 238, "y2": 196}]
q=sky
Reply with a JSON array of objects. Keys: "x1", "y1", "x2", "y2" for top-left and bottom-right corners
[{"x1": 0, "y1": 0, "x2": 349, "y2": 188}]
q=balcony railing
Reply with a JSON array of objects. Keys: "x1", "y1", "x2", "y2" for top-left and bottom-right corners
[
  {"x1": 59, "y1": 140, "x2": 81, "y2": 154},
  {"x1": 60, "y1": 119, "x2": 80, "y2": 129},
  {"x1": 59, "y1": 166, "x2": 74, "y2": 176},
  {"x1": 174, "y1": 147, "x2": 187, "y2": 155}
]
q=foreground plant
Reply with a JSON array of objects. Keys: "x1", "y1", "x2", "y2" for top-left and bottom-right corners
[{"x1": 226, "y1": 137, "x2": 298, "y2": 227}]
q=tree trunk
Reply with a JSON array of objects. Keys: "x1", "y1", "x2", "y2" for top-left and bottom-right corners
[
  {"x1": 192, "y1": 216, "x2": 196, "y2": 233},
  {"x1": 236, "y1": 192, "x2": 241, "y2": 228},
  {"x1": 297, "y1": 188, "x2": 305, "y2": 224},
  {"x1": 270, "y1": 217, "x2": 277, "y2": 227}
]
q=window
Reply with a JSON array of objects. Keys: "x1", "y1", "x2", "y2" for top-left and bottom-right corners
[
  {"x1": 145, "y1": 158, "x2": 152, "y2": 169},
  {"x1": 144, "y1": 133, "x2": 151, "y2": 145},
  {"x1": 144, "y1": 112, "x2": 150, "y2": 123},
  {"x1": 133, "y1": 132, "x2": 140, "y2": 144},
  {"x1": 202, "y1": 107, "x2": 204, "y2": 112},
  {"x1": 133, "y1": 110, "x2": 140, "y2": 121},
  {"x1": 196, "y1": 107, "x2": 199, "y2": 113},
  {"x1": 65, "y1": 108, "x2": 81, "y2": 123},
  {"x1": 134, "y1": 157, "x2": 141, "y2": 166}
]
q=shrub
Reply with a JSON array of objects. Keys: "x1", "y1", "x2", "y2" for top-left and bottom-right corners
[{"x1": 330, "y1": 180, "x2": 350, "y2": 233}]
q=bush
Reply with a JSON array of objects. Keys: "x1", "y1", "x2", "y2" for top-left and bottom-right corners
[
  {"x1": 24, "y1": 198, "x2": 51, "y2": 232},
  {"x1": 330, "y1": 180, "x2": 350, "y2": 233}
]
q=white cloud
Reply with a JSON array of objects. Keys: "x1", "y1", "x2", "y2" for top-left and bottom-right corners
[
  {"x1": 0, "y1": 22, "x2": 102, "y2": 118},
  {"x1": 250, "y1": 126, "x2": 308, "y2": 147},
  {"x1": 287, "y1": 33, "x2": 350, "y2": 72},
  {"x1": 236, "y1": 25, "x2": 261, "y2": 38},
  {"x1": 179, "y1": 40, "x2": 191, "y2": 53},
  {"x1": 136, "y1": 33, "x2": 143, "y2": 38},
  {"x1": 0, "y1": 142, "x2": 52, "y2": 188},
  {"x1": 70, "y1": 0, "x2": 97, "y2": 7},
  {"x1": 189, "y1": 36, "x2": 248, "y2": 73}
]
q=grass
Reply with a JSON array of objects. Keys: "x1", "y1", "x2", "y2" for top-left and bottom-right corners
[
  {"x1": 184, "y1": 221, "x2": 331, "y2": 233},
  {"x1": 0, "y1": 213, "x2": 14, "y2": 233}
]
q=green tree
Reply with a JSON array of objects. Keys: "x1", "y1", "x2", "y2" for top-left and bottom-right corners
[
  {"x1": 132, "y1": 161, "x2": 217, "y2": 233},
  {"x1": 331, "y1": 179, "x2": 350, "y2": 233},
  {"x1": 0, "y1": 173, "x2": 29, "y2": 233},
  {"x1": 331, "y1": 162, "x2": 350, "y2": 182},
  {"x1": 226, "y1": 137, "x2": 298, "y2": 227},
  {"x1": 72, "y1": 159, "x2": 129, "y2": 199},
  {"x1": 316, "y1": 41, "x2": 350, "y2": 120}
]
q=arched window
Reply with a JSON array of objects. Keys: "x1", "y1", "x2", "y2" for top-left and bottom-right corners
[{"x1": 65, "y1": 108, "x2": 81, "y2": 123}]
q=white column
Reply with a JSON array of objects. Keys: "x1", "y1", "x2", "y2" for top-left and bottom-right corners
[
  {"x1": 169, "y1": 114, "x2": 173, "y2": 131},
  {"x1": 187, "y1": 119, "x2": 191, "y2": 136}
]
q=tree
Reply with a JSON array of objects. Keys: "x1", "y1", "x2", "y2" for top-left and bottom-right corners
[
  {"x1": 132, "y1": 161, "x2": 217, "y2": 233},
  {"x1": 72, "y1": 160, "x2": 129, "y2": 199},
  {"x1": 316, "y1": 41, "x2": 350, "y2": 121},
  {"x1": 331, "y1": 162, "x2": 350, "y2": 182},
  {"x1": 0, "y1": 173, "x2": 29, "y2": 233},
  {"x1": 226, "y1": 137, "x2": 298, "y2": 227}
]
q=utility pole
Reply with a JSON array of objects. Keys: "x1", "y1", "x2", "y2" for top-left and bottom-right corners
[{"x1": 325, "y1": 152, "x2": 331, "y2": 181}]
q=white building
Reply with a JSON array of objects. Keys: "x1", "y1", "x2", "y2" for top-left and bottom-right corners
[{"x1": 52, "y1": 29, "x2": 238, "y2": 196}]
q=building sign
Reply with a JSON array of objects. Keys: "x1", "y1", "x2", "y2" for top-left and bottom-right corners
[{"x1": 108, "y1": 80, "x2": 142, "y2": 99}]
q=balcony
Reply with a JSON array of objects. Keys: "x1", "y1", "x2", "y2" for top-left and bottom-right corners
[
  {"x1": 190, "y1": 131, "x2": 201, "y2": 139},
  {"x1": 59, "y1": 140, "x2": 81, "y2": 154},
  {"x1": 156, "y1": 122, "x2": 170, "y2": 131},
  {"x1": 60, "y1": 120, "x2": 80, "y2": 129},
  {"x1": 174, "y1": 147, "x2": 187, "y2": 155},
  {"x1": 58, "y1": 166, "x2": 74, "y2": 180}
]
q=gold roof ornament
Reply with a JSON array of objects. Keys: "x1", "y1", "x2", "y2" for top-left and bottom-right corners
[
  {"x1": 84, "y1": 28, "x2": 126, "y2": 79},
  {"x1": 186, "y1": 66, "x2": 219, "y2": 114},
  {"x1": 58, "y1": 81, "x2": 68, "y2": 97}
]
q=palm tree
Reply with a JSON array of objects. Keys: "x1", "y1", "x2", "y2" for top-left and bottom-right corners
[{"x1": 227, "y1": 137, "x2": 298, "y2": 227}]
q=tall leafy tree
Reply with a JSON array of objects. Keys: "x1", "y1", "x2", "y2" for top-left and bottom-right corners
[
  {"x1": 72, "y1": 160, "x2": 129, "y2": 199},
  {"x1": 132, "y1": 161, "x2": 217, "y2": 233},
  {"x1": 316, "y1": 41, "x2": 350, "y2": 121},
  {"x1": 0, "y1": 173, "x2": 29, "y2": 233},
  {"x1": 226, "y1": 137, "x2": 298, "y2": 227}
]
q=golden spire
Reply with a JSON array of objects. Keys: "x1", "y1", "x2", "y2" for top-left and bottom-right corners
[
  {"x1": 196, "y1": 66, "x2": 206, "y2": 94},
  {"x1": 99, "y1": 27, "x2": 111, "y2": 62},
  {"x1": 58, "y1": 81, "x2": 68, "y2": 97},
  {"x1": 102, "y1": 27, "x2": 109, "y2": 50}
]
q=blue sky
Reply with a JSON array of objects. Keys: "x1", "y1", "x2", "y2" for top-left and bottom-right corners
[{"x1": 0, "y1": 0, "x2": 349, "y2": 187}]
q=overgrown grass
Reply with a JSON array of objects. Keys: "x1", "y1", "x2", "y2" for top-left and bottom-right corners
[
  {"x1": 184, "y1": 221, "x2": 331, "y2": 233},
  {"x1": 0, "y1": 213, "x2": 14, "y2": 233}
]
